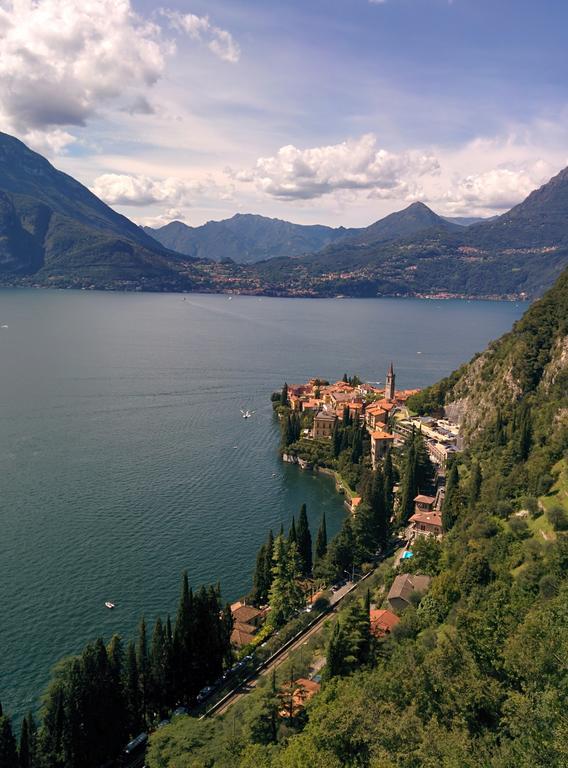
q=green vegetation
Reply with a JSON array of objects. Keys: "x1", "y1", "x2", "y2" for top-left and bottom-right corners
[
  {"x1": 145, "y1": 267, "x2": 567, "y2": 767},
  {"x1": 0, "y1": 573, "x2": 233, "y2": 768}
]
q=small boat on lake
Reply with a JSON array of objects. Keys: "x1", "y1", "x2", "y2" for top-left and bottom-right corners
[{"x1": 105, "y1": 601, "x2": 115, "y2": 609}]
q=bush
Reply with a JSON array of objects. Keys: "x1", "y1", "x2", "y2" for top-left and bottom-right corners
[
  {"x1": 537, "y1": 473, "x2": 554, "y2": 495},
  {"x1": 547, "y1": 505, "x2": 568, "y2": 532},
  {"x1": 509, "y1": 516, "x2": 530, "y2": 540}
]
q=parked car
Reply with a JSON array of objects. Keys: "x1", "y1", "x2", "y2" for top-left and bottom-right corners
[
  {"x1": 196, "y1": 685, "x2": 215, "y2": 703},
  {"x1": 172, "y1": 706, "x2": 188, "y2": 717}
]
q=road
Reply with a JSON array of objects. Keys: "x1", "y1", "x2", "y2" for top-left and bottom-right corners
[{"x1": 205, "y1": 575, "x2": 369, "y2": 718}]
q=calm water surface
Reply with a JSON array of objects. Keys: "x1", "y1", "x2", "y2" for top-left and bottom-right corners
[{"x1": 0, "y1": 289, "x2": 524, "y2": 722}]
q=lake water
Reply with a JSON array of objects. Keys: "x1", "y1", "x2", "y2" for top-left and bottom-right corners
[{"x1": 0, "y1": 289, "x2": 524, "y2": 724}]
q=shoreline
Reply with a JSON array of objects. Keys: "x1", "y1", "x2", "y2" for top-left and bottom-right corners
[{"x1": 0, "y1": 282, "x2": 529, "y2": 303}]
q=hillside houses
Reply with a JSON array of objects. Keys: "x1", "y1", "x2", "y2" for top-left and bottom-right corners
[{"x1": 283, "y1": 364, "x2": 423, "y2": 444}]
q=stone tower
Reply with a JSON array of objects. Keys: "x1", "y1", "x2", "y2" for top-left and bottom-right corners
[{"x1": 385, "y1": 362, "x2": 395, "y2": 402}]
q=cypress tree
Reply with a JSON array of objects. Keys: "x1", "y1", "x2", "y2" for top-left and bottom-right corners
[
  {"x1": 124, "y1": 641, "x2": 141, "y2": 735},
  {"x1": 315, "y1": 513, "x2": 328, "y2": 563},
  {"x1": 296, "y1": 504, "x2": 313, "y2": 577},
  {"x1": 342, "y1": 406, "x2": 350, "y2": 427},
  {"x1": 107, "y1": 635, "x2": 127, "y2": 749},
  {"x1": 263, "y1": 530, "x2": 275, "y2": 601},
  {"x1": 150, "y1": 617, "x2": 167, "y2": 718},
  {"x1": 137, "y1": 617, "x2": 149, "y2": 725},
  {"x1": 442, "y1": 460, "x2": 462, "y2": 532},
  {"x1": 383, "y1": 449, "x2": 394, "y2": 519},
  {"x1": 251, "y1": 542, "x2": 268, "y2": 605},
  {"x1": 281, "y1": 382, "x2": 289, "y2": 407},
  {"x1": 174, "y1": 572, "x2": 195, "y2": 703},
  {"x1": 469, "y1": 461, "x2": 482, "y2": 509},
  {"x1": 398, "y1": 432, "x2": 418, "y2": 524},
  {"x1": 0, "y1": 713, "x2": 18, "y2": 768},
  {"x1": 18, "y1": 716, "x2": 30, "y2": 768},
  {"x1": 288, "y1": 516, "x2": 297, "y2": 545},
  {"x1": 331, "y1": 422, "x2": 342, "y2": 458}
]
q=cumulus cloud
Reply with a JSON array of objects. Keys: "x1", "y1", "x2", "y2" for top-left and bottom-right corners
[
  {"x1": 0, "y1": 0, "x2": 169, "y2": 135},
  {"x1": 92, "y1": 172, "x2": 234, "y2": 209},
  {"x1": 233, "y1": 134, "x2": 439, "y2": 201},
  {"x1": 164, "y1": 10, "x2": 240, "y2": 63},
  {"x1": 441, "y1": 164, "x2": 551, "y2": 215}
]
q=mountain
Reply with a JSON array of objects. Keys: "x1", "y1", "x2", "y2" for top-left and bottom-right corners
[
  {"x1": 345, "y1": 201, "x2": 460, "y2": 245},
  {"x1": 251, "y1": 166, "x2": 568, "y2": 299},
  {"x1": 144, "y1": 213, "x2": 353, "y2": 264},
  {"x1": 0, "y1": 132, "x2": 192, "y2": 287}
]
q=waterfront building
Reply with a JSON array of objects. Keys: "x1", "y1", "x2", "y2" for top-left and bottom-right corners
[{"x1": 312, "y1": 410, "x2": 337, "y2": 439}]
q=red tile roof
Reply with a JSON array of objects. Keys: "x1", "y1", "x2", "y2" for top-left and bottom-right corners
[{"x1": 370, "y1": 609, "x2": 400, "y2": 638}]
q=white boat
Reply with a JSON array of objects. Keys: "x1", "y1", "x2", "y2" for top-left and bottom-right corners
[
  {"x1": 105, "y1": 601, "x2": 115, "y2": 609},
  {"x1": 240, "y1": 409, "x2": 255, "y2": 419}
]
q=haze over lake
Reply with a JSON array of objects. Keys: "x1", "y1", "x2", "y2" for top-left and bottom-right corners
[{"x1": 0, "y1": 289, "x2": 524, "y2": 722}]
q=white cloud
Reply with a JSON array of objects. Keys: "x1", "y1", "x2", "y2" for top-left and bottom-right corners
[
  {"x1": 164, "y1": 10, "x2": 240, "y2": 63},
  {"x1": 234, "y1": 133, "x2": 439, "y2": 201},
  {"x1": 92, "y1": 172, "x2": 235, "y2": 209},
  {"x1": 442, "y1": 167, "x2": 542, "y2": 214},
  {"x1": 0, "y1": 0, "x2": 169, "y2": 135}
]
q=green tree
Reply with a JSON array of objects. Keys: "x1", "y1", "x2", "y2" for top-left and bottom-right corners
[
  {"x1": 442, "y1": 460, "x2": 462, "y2": 532},
  {"x1": 468, "y1": 461, "x2": 482, "y2": 509},
  {"x1": 268, "y1": 535, "x2": 304, "y2": 626},
  {"x1": 281, "y1": 382, "x2": 289, "y2": 407},
  {"x1": 0, "y1": 713, "x2": 18, "y2": 768},
  {"x1": 136, "y1": 617, "x2": 149, "y2": 725},
  {"x1": 173, "y1": 571, "x2": 195, "y2": 703},
  {"x1": 314, "y1": 513, "x2": 327, "y2": 564},
  {"x1": 124, "y1": 641, "x2": 142, "y2": 736},
  {"x1": 296, "y1": 504, "x2": 313, "y2": 577}
]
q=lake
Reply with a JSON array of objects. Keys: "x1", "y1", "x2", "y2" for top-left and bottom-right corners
[{"x1": 0, "y1": 289, "x2": 525, "y2": 724}]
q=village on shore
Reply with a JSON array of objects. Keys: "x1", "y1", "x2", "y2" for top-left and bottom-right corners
[{"x1": 222, "y1": 364, "x2": 464, "y2": 718}]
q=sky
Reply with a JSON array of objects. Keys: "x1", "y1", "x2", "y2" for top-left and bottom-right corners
[{"x1": 0, "y1": 0, "x2": 567, "y2": 228}]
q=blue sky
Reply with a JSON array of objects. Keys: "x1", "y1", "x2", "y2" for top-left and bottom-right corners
[{"x1": 0, "y1": 0, "x2": 567, "y2": 226}]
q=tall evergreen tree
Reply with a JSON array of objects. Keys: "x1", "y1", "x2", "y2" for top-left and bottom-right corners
[
  {"x1": 251, "y1": 542, "x2": 268, "y2": 605},
  {"x1": 124, "y1": 641, "x2": 141, "y2": 736},
  {"x1": 136, "y1": 617, "x2": 149, "y2": 725},
  {"x1": 288, "y1": 516, "x2": 297, "y2": 545},
  {"x1": 383, "y1": 449, "x2": 394, "y2": 519},
  {"x1": 17, "y1": 718, "x2": 29, "y2": 768},
  {"x1": 315, "y1": 513, "x2": 328, "y2": 563},
  {"x1": 469, "y1": 461, "x2": 482, "y2": 509},
  {"x1": 398, "y1": 431, "x2": 418, "y2": 524},
  {"x1": 149, "y1": 617, "x2": 168, "y2": 718},
  {"x1": 268, "y1": 535, "x2": 304, "y2": 626},
  {"x1": 442, "y1": 460, "x2": 462, "y2": 532},
  {"x1": 173, "y1": 571, "x2": 195, "y2": 703},
  {"x1": 0, "y1": 713, "x2": 17, "y2": 768},
  {"x1": 296, "y1": 504, "x2": 313, "y2": 577}
]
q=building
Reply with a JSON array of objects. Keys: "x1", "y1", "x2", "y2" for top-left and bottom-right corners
[
  {"x1": 365, "y1": 403, "x2": 388, "y2": 431},
  {"x1": 370, "y1": 430, "x2": 396, "y2": 469},
  {"x1": 414, "y1": 494, "x2": 436, "y2": 514},
  {"x1": 230, "y1": 603, "x2": 265, "y2": 648},
  {"x1": 279, "y1": 678, "x2": 321, "y2": 718},
  {"x1": 385, "y1": 362, "x2": 396, "y2": 402},
  {"x1": 387, "y1": 574, "x2": 431, "y2": 612},
  {"x1": 369, "y1": 609, "x2": 400, "y2": 638},
  {"x1": 312, "y1": 410, "x2": 337, "y2": 439},
  {"x1": 408, "y1": 509, "x2": 443, "y2": 538}
]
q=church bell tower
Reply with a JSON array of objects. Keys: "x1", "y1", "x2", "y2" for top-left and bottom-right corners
[{"x1": 385, "y1": 362, "x2": 395, "y2": 402}]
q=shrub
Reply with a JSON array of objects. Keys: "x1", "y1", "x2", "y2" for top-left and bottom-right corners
[{"x1": 547, "y1": 505, "x2": 568, "y2": 532}]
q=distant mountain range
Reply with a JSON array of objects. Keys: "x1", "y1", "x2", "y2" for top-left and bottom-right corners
[
  {"x1": 143, "y1": 202, "x2": 477, "y2": 264},
  {"x1": 143, "y1": 215, "x2": 353, "y2": 264},
  {"x1": 1, "y1": 130, "x2": 568, "y2": 299}
]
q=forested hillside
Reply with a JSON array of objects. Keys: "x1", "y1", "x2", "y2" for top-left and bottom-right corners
[{"x1": 145, "y1": 268, "x2": 568, "y2": 767}]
